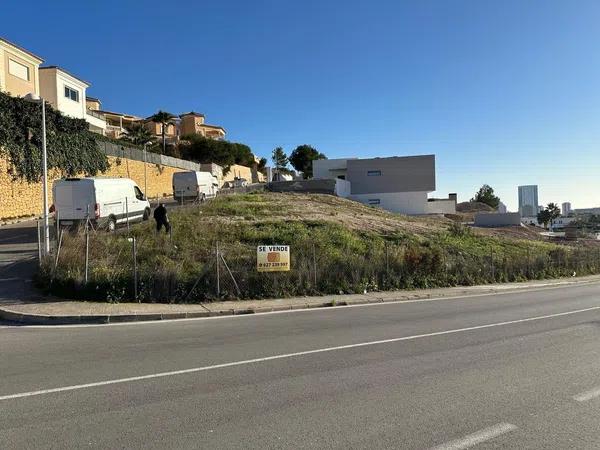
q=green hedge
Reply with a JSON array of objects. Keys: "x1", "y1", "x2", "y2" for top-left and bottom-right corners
[{"x1": 0, "y1": 91, "x2": 108, "y2": 182}]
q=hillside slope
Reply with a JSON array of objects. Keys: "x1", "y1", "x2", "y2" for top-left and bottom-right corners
[{"x1": 200, "y1": 192, "x2": 450, "y2": 234}]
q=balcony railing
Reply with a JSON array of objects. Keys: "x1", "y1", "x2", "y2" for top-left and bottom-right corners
[
  {"x1": 105, "y1": 124, "x2": 126, "y2": 138},
  {"x1": 86, "y1": 109, "x2": 105, "y2": 120}
]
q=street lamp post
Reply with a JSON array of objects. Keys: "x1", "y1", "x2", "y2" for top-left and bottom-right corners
[
  {"x1": 25, "y1": 93, "x2": 50, "y2": 255},
  {"x1": 143, "y1": 141, "x2": 152, "y2": 199},
  {"x1": 143, "y1": 143, "x2": 147, "y2": 198}
]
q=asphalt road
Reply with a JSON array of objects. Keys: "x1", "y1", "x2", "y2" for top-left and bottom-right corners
[
  {"x1": 2, "y1": 282, "x2": 600, "y2": 449},
  {"x1": 0, "y1": 220, "x2": 40, "y2": 305}
]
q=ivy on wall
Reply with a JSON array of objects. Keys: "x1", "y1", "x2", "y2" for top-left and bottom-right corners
[{"x1": 0, "y1": 91, "x2": 109, "y2": 182}]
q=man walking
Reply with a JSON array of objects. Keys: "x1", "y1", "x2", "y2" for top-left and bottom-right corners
[{"x1": 153, "y1": 203, "x2": 171, "y2": 233}]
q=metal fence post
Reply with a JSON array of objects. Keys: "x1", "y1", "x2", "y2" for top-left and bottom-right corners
[
  {"x1": 132, "y1": 236, "x2": 138, "y2": 301},
  {"x1": 313, "y1": 243, "x2": 317, "y2": 289},
  {"x1": 84, "y1": 213, "x2": 90, "y2": 284},
  {"x1": 125, "y1": 197, "x2": 130, "y2": 232},
  {"x1": 53, "y1": 228, "x2": 64, "y2": 273},
  {"x1": 385, "y1": 241, "x2": 389, "y2": 276},
  {"x1": 55, "y1": 209, "x2": 60, "y2": 244},
  {"x1": 37, "y1": 219, "x2": 42, "y2": 266},
  {"x1": 216, "y1": 241, "x2": 221, "y2": 297},
  {"x1": 490, "y1": 247, "x2": 495, "y2": 280}
]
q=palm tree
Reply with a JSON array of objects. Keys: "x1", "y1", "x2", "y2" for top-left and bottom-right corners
[
  {"x1": 150, "y1": 110, "x2": 176, "y2": 154},
  {"x1": 120, "y1": 123, "x2": 154, "y2": 146}
]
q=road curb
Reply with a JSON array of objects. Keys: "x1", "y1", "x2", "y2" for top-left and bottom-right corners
[
  {"x1": 2, "y1": 277, "x2": 600, "y2": 326},
  {"x1": 0, "y1": 299, "x2": 348, "y2": 325},
  {"x1": 0, "y1": 307, "x2": 224, "y2": 325}
]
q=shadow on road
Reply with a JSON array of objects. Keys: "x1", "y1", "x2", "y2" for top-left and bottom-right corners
[{"x1": 0, "y1": 220, "x2": 45, "y2": 305}]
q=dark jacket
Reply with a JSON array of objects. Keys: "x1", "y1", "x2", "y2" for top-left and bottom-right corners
[{"x1": 153, "y1": 204, "x2": 168, "y2": 221}]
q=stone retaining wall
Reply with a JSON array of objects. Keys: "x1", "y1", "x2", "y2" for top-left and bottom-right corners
[{"x1": 0, "y1": 144, "x2": 198, "y2": 220}]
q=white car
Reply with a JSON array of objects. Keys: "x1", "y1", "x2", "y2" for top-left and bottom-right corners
[
  {"x1": 52, "y1": 177, "x2": 151, "y2": 231},
  {"x1": 232, "y1": 178, "x2": 249, "y2": 188}
]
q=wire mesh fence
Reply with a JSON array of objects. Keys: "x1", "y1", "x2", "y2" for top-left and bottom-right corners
[{"x1": 40, "y1": 221, "x2": 600, "y2": 304}]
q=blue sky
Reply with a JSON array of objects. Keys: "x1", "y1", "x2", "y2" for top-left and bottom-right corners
[{"x1": 5, "y1": 0, "x2": 600, "y2": 210}]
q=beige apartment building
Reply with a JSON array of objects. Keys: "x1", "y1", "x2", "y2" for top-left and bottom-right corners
[
  {"x1": 83, "y1": 101, "x2": 226, "y2": 143},
  {"x1": 141, "y1": 111, "x2": 226, "y2": 143},
  {"x1": 86, "y1": 97, "x2": 142, "y2": 139},
  {"x1": 0, "y1": 37, "x2": 43, "y2": 97},
  {"x1": 143, "y1": 116, "x2": 178, "y2": 143},
  {"x1": 179, "y1": 112, "x2": 226, "y2": 140}
]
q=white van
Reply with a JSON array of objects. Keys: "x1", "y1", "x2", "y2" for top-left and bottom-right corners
[
  {"x1": 172, "y1": 171, "x2": 219, "y2": 202},
  {"x1": 52, "y1": 177, "x2": 151, "y2": 231}
]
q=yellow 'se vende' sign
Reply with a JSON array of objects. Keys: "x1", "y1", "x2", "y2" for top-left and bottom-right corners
[{"x1": 257, "y1": 245, "x2": 290, "y2": 272}]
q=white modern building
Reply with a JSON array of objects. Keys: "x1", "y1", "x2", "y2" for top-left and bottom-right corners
[
  {"x1": 552, "y1": 216, "x2": 577, "y2": 230},
  {"x1": 518, "y1": 185, "x2": 539, "y2": 217},
  {"x1": 497, "y1": 201, "x2": 508, "y2": 213},
  {"x1": 313, "y1": 155, "x2": 456, "y2": 215},
  {"x1": 562, "y1": 202, "x2": 572, "y2": 216},
  {"x1": 39, "y1": 66, "x2": 106, "y2": 135}
]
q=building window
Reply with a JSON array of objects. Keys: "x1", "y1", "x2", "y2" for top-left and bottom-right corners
[
  {"x1": 8, "y1": 59, "x2": 30, "y2": 81},
  {"x1": 368, "y1": 199, "x2": 380, "y2": 205},
  {"x1": 64, "y1": 85, "x2": 79, "y2": 102},
  {"x1": 367, "y1": 170, "x2": 382, "y2": 176}
]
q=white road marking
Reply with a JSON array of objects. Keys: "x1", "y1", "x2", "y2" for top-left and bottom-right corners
[
  {"x1": 1, "y1": 305, "x2": 599, "y2": 401},
  {"x1": 13, "y1": 278, "x2": 600, "y2": 329},
  {"x1": 431, "y1": 423, "x2": 518, "y2": 450},
  {"x1": 573, "y1": 387, "x2": 600, "y2": 402}
]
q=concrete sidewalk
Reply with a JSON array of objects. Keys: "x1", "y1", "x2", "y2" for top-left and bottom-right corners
[{"x1": 2, "y1": 274, "x2": 600, "y2": 325}]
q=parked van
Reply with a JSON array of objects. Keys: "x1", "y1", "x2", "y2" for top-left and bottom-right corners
[
  {"x1": 52, "y1": 177, "x2": 151, "y2": 231},
  {"x1": 172, "y1": 171, "x2": 219, "y2": 202},
  {"x1": 224, "y1": 178, "x2": 249, "y2": 189}
]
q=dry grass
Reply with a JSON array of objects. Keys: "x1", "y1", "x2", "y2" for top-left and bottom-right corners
[
  {"x1": 39, "y1": 191, "x2": 600, "y2": 303},
  {"x1": 199, "y1": 192, "x2": 451, "y2": 234}
]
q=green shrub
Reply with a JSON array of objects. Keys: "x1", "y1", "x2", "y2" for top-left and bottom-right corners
[{"x1": 0, "y1": 91, "x2": 108, "y2": 181}]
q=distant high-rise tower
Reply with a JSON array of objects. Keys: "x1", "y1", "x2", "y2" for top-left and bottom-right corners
[
  {"x1": 518, "y1": 185, "x2": 539, "y2": 216},
  {"x1": 497, "y1": 201, "x2": 507, "y2": 213},
  {"x1": 562, "y1": 202, "x2": 572, "y2": 216}
]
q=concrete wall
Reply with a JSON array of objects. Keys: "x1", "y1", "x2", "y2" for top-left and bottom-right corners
[
  {"x1": 474, "y1": 213, "x2": 521, "y2": 227},
  {"x1": 223, "y1": 164, "x2": 253, "y2": 183},
  {"x1": 0, "y1": 154, "x2": 190, "y2": 220},
  {"x1": 346, "y1": 155, "x2": 436, "y2": 195},
  {"x1": 350, "y1": 191, "x2": 429, "y2": 215},
  {"x1": 425, "y1": 199, "x2": 456, "y2": 215},
  {"x1": 268, "y1": 179, "x2": 339, "y2": 195},
  {"x1": 334, "y1": 179, "x2": 351, "y2": 198}
]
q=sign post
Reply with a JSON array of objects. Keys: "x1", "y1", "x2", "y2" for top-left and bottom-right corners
[{"x1": 257, "y1": 245, "x2": 290, "y2": 272}]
